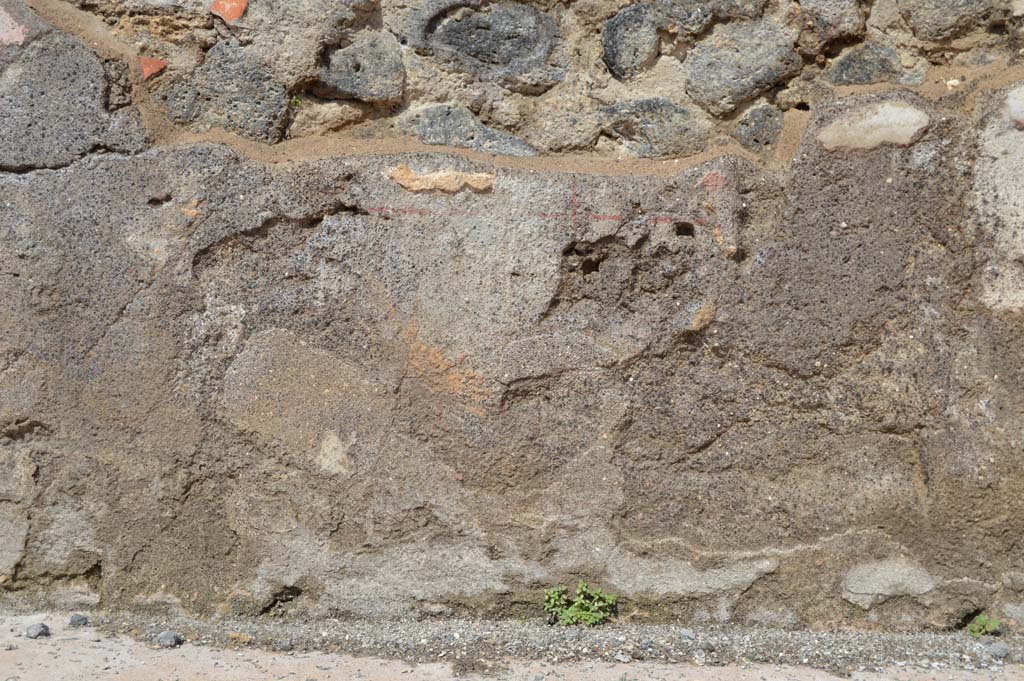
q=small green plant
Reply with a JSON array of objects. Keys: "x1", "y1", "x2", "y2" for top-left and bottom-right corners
[
  {"x1": 544, "y1": 580, "x2": 617, "y2": 626},
  {"x1": 289, "y1": 95, "x2": 302, "y2": 109},
  {"x1": 967, "y1": 613, "x2": 1000, "y2": 638}
]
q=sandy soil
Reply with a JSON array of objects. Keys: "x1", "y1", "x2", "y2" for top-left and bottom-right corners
[{"x1": 1, "y1": 614, "x2": 1022, "y2": 681}]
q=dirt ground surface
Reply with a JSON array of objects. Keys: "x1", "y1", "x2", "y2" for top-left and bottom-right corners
[{"x1": 2, "y1": 613, "x2": 1024, "y2": 681}]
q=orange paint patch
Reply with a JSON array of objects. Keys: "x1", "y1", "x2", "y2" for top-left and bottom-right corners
[
  {"x1": 712, "y1": 225, "x2": 724, "y2": 246},
  {"x1": 139, "y1": 57, "x2": 167, "y2": 80},
  {"x1": 180, "y1": 199, "x2": 206, "y2": 220},
  {"x1": 210, "y1": 0, "x2": 248, "y2": 22},
  {"x1": 689, "y1": 304, "x2": 717, "y2": 332},
  {"x1": 402, "y1": 324, "x2": 489, "y2": 410}
]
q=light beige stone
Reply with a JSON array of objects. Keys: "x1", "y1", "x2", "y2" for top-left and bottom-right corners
[
  {"x1": 842, "y1": 558, "x2": 935, "y2": 609},
  {"x1": 818, "y1": 102, "x2": 930, "y2": 151},
  {"x1": 288, "y1": 100, "x2": 368, "y2": 137},
  {"x1": 606, "y1": 554, "x2": 778, "y2": 597},
  {"x1": 0, "y1": 504, "x2": 28, "y2": 576},
  {"x1": 388, "y1": 164, "x2": 495, "y2": 193},
  {"x1": 1006, "y1": 84, "x2": 1024, "y2": 129}
]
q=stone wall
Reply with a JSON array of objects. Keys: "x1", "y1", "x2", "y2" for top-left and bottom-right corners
[{"x1": 2, "y1": 0, "x2": 1024, "y2": 629}]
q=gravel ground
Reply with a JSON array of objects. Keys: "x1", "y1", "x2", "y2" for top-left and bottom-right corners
[{"x1": 1, "y1": 609, "x2": 1022, "y2": 679}]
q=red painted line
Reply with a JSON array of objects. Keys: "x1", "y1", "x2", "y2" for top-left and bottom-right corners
[
  {"x1": 697, "y1": 170, "x2": 729, "y2": 192},
  {"x1": 570, "y1": 181, "x2": 578, "y2": 235},
  {"x1": 366, "y1": 203, "x2": 700, "y2": 230}
]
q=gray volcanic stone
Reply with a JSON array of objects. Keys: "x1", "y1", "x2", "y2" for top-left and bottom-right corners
[
  {"x1": 155, "y1": 631, "x2": 184, "y2": 648},
  {"x1": 707, "y1": 0, "x2": 766, "y2": 17},
  {"x1": 732, "y1": 104, "x2": 783, "y2": 150},
  {"x1": 602, "y1": 0, "x2": 772, "y2": 80},
  {"x1": 603, "y1": 97, "x2": 710, "y2": 158},
  {"x1": 898, "y1": 0, "x2": 1001, "y2": 41},
  {"x1": 425, "y1": 1, "x2": 564, "y2": 93},
  {"x1": 0, "y1": 32, "x2": 147, "y2": 170},
  {"x1": 826, "y1": 43, "x2": 902, "y2": 86},
  {"x1": 684, "y1": 18, "x2": 801, "y2": 115},
  {"x1": 655, "y1": 0, "x2": 713, "y2": 35},
  {"x1": 402, "y1": 104, "x2": 537, "y2": 156},
  {"x1": 657, "y1": 0, "x2": 765, "y2": 34},
  {"x1": 988, "y1": 641, "x2": 1011, "y2": 660},
  {"x1": 602, "y1": 3, "x2": 661, "y2": 80},
  {"x1": 432, "y1": 3, "x2": 545, "y2": 64},
  {"x1": 235, "y1": 0, "x2": 376, "y2": 87},
  {"x1": 102, "y1": 58, "x2": 133, "y2": 110},
  {"x1": 25, "y1": 624, "x2": 50, "y2": 639},
  {"x1": 68, "y1": 613, "x2": 89, "y2": 627},
  {"x1": 313, "y1": 31, "x2": 405, "y2": 103},
  {"x1": 797, "y1": 0, "x2": 864, "y2": 52},
  {"x1": 161, "y1": 42, "x2": 289, "y2": 143}
]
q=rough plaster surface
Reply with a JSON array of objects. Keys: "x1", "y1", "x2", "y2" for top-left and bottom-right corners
[{"x1": 0, "y1": 0, "x2": 1023, "y2": 632}]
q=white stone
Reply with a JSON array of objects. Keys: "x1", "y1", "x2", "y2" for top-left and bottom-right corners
[
  {"x1": 1005, "y1": 84, "x2": 1024, "y2": 129},
  {"x1": 975, "y1": 84, "x2": 1024, "y2": 311},
  {"x1": 0, "y1": 504, "x2": 28, "y2": 576},
  {"x1": 818, "y1": 102, "x2": 930, "y2": 151},
  {"x1": 1004, "y1": 602, "x2": 1024, "y2": 622},
  {"x1": 316, "y1": 431, "x2": 354, "y2": 476},
  {"x1": 842, "y1": 558, "x2": 935, "y2": 609},
  {"x1": 606, "y1": 553, "x2": 778, "y2": 596}
]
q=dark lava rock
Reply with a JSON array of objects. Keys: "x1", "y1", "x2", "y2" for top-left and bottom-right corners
[
  {"x1": 658, "y1": 0, "x2": 765, "y2": 33},
  {"x1": 732, "y1": 104, "x2": 784, "y2": 150},
  {"x1": 684, "y1": 18, "x2": 801, "y2": 115},
  {"x1": 987, "y1": 640, "x2": 1011, "y2": 660},
  {"x1": 403, "y1": 104, "x2": 537, "y2": 156},
  {"x1": 602, "y1": 3, "x2": 661, "y2": 80},
  {"x1": 0, "y1": 32, "x2": 147, "y2": 170},
  {"x1": 68, "y1": 613, "x2": 89, "y2": 628},
  {"x1": 603, "y1": 97, "x2": 710, "y2": 158},
  {"x1": 161, "y1": 42, "x2": 289, "y2": 143},
  {"x1": 898, "y1": 0, "x2": 1002, "y2": 41},
  {"x1": 428, "y1": 2, "x2": 563, "y2": 93},
  {"x1": 602, "y1": 0, "x2": 772, "y2": 79},
  {"x1": 313, "y1": 31, "x2": 405, "y2": 103},
  {"x1": 25, "y1": 623, "x2": 50, "y2": 639},
  {"x1": 102, "y1": 58, "x2": 133, "y2": 110},
  {"x1": 826, "y1": 43, "x2": 903, "y2": 86},
  {"x1": 797, "y1": 0, "x2": 865, "y2": 53},
  {"x1": 155, "y1": 631, "x2": 184, "y2": 648}
]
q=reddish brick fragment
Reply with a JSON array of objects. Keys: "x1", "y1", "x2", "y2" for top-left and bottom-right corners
[
  {"x1": 210, "y1": 0, "x2": 248, "y2": 23},
  {"x1": 140, "y1": 57, "x2": 168, "y2": 80}
]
